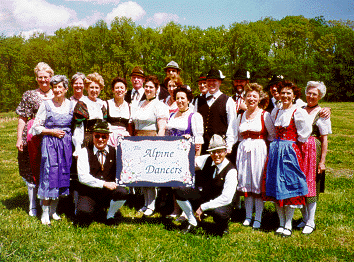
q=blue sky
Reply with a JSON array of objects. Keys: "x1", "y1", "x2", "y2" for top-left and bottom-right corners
[{"x1": 1, "y1": 0, "x2": 353, "y2": 37}]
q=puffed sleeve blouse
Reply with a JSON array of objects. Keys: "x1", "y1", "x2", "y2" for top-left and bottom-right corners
[
  {"x1": 271, "y1": 106, "x2": 312, "y2": 143},
  {"x1": 131, "y1": 99, "x2": 169, "y2": 131},
  {"x1": 167, "y1": 110, "x2": 204, "y2": 144},
  {"x1": 29, "y1": 99, "x2": 74, "y2": 135},
  {"x1": 235, "y1": 109, "x2": 276, "y2": 142}
]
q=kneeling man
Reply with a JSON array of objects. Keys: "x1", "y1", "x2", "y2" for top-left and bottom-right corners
[
  {"x1": 175, "y1": 134, "x2": 238, "y2": 236},
  {"x1": 76, "y1": 120, "x2": 128, "y2": 226}
]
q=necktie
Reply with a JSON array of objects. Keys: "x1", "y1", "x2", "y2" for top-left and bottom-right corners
[
  {"x1": 132, "y1": 91, "x2": 139, "y2": 102},
  {"x1": 97, "y1": 150, "x2": 106, "y2": 171},
  {"x1": 213, "y1": 166, "x2": 219, "y2": 179},
  {"x1": 206, "y1": 95, "x2": 214, "y2": 101}
]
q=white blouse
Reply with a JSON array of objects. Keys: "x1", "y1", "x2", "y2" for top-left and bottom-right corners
[
  {"x1": 235, "y1": 109, "x2": 276, "y2": 142},
  {"x1": 308, "y1": 107, "x2": 332, "y2": 136},
  {"x1": 72, "y1": 96, "x2": 106, "y2": 156},
  {"x1": 271, "y1": 105, "x2": 312, "y2": 143},
  {"x1": 29, "y1": 99, "x2": 73, "y2": 135},
  {"x1": 131, "y1": 99, "x2": 169, "y2": 131},
  {"x1": 106, "y1": 99, "x2": 130, "y2": 136},
  {"x1": 106, "y1": 99, "x2": 130, "y2": 119},
  {"x1": 167, "y1": 110, "x2": 204, "y2": 144}
]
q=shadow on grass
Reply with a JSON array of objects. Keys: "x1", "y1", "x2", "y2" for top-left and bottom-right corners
[
  {"x1": 1, "y1": 193, "x2": 30, "y2": 213},
  {"x1": 51, "y1": 192, "x2": 285, "y2": 235}
]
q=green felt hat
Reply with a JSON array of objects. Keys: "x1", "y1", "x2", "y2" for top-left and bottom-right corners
[{"x1": 92, "y1": 120, "x2": 111, "y2": 134}]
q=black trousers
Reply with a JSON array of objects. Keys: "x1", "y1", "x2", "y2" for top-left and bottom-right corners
[
  {"x1": 75, "y1": 184, "x2": 128, "y2": 226},
  {"x1": 174, "y1": 187, "x2": 233, "y2": 231}
]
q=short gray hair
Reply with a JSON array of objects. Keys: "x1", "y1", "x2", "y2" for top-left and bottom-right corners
[
  {"x1": 71, "y1": 72, "x2": 86, "y2": 85},
  {"x1": 50, "y1": 75, "x2": 69, "y2": 89},
  {"x1": 306, "y1": 81, "x2": 326, "y2": 99}
]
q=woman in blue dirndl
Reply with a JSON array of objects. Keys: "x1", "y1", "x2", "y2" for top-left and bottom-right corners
[
  {"x1": 30, "y1": 75, "x2": 74, "y2": 225},
  {"x1": 264, "y1": 80, "x2": 312, "y2": 237}
]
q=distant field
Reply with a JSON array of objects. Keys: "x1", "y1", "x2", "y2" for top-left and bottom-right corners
[{"x1": 0, "y1": 102, "x2": 353, "y2": 261}]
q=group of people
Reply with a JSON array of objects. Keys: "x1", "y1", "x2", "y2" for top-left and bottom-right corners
[{"x1": 16, "y1": 61, "x2": 331, "y2": 237}]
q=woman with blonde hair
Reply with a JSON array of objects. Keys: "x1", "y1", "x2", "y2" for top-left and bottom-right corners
[
  {"x1": 235, "y1": 83, "x2": 276, "y2": 229},
  {"x1": 72, "y1": 72, "x2": 107, "y2": 155},
  {"x1": 16, "y1": 62, "x2": 54, "y2": 217}
]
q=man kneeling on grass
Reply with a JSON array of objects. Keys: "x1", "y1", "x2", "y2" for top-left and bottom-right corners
[
  {"x1": 174, "y1": 134, "x2": 238, "y2": 236},
  {"x1": 75, "y1": 120, "x2": 128, "y2": 227}
]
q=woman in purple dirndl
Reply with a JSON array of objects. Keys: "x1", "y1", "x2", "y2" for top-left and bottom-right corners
[
  {"x1": 30, "y1": 75, "x2": 74, "y2": 225},
  {"x1": 166, "y1": 86, "x2": 204, "y2": 218}
]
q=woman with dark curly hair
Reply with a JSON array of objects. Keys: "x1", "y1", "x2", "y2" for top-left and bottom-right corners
[
  {"x1": 131, "y1": 75, "x2": 169, "y2": 216},
  {"x1": 264, "y1": 80, "x2": 311, "y2": 237},
  {"x1": 106, "y1": 76, "x2": 131, "y2": 147},
  {"x1": 162, "y1": 75, "x2": 183, "y2": 114}
]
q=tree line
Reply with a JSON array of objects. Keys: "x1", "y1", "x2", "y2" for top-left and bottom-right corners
[{"x1": 1, "y1": 15, "x2": 354, "y2": 112}]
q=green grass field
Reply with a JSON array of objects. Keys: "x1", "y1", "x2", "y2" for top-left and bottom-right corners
[{"x1": 1, "y1": 103, "x2": 353, "y2": 261}]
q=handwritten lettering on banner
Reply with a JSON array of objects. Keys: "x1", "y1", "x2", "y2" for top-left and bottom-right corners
[{"x1": 116, "y1": 136, "x2": 195, "y2": 187}]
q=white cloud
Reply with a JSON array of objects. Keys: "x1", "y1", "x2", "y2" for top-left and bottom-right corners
[
  {"x1": 13, "y1": 0, "x2": 76, "y2": 27},
  {"x1": 1, "y1": 0, "x2": 77, "y2": 36},
  {"x1": 106, "y1": 1, "x2": 146, "y2": 23},
  {"x1": 69, "y1": 11, "x2": 104, "y2": 29},
  {"x1": 147, "y1": 12, "x2": 179, "y2": 27},
  {"x1": 19, "y1": 28, "x2": 44, "y2": 39}
]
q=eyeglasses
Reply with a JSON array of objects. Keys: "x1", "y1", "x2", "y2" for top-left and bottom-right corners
[
  {"x1": 94, "y1": 134, "x2": 108, "y2": 140},
  {"x1": 210, "y1": 149, "x2": 226, "y2": 155}
]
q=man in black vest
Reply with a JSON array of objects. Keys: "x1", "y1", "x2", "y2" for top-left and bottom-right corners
[
  {"x1": 75, "y1": 121, "x2": 128, "y2": 227},
  {"x1": 174, "y1": 134, "x2": 238, "y2": 236},
  {"x1": 197, "y1": 68, "x2": 236, "y2": 155}
]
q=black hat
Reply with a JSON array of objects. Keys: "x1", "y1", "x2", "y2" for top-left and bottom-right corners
[
  {"x1": 129, "y1": 66, "x2": 145, "y2": 78},
  {"x1": 196, "y1": 72, "x2": 207, "y2": 82},
  {"x1": 206, "y1": 68, "x2": 225, "y2": 80},
  {"x1": 92, "y1": 120, "x2": 110, "y2": 134},
  {"x1": 267, "y1": 75, "x2": 283, "y2": 87},
  {"x1": 232, "y1": 68, "x2": 250, "y2": 80}
]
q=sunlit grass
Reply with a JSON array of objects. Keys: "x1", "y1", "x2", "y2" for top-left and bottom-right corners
[{"x1": 0, "y1": 103, "x2": 353, "y2": 261}]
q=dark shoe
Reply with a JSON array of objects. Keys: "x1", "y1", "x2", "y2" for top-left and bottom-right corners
[
  {"x1": 222, "y1": 228, "x2": 229, "y2": 236},
  {"x1": 180, "y1": 223, "x2": 196, "y2": 234},
  {"x1": 282, "y1": 228, "x2": 292, "y2": 238},
  {"x1": 105, "y1": 218, "x2": 118, "y2": 226},
  {"x1": 302, "y1": 224, "x2": 316, "y2": 235}
]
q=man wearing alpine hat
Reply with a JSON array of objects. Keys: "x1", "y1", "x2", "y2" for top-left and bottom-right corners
[
  {"x1": 174, "y1": 134, "x2": 238, "y2": 236},
  {"x1": 75, "y1": 120, "x2": 128, "y2": 226}
]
